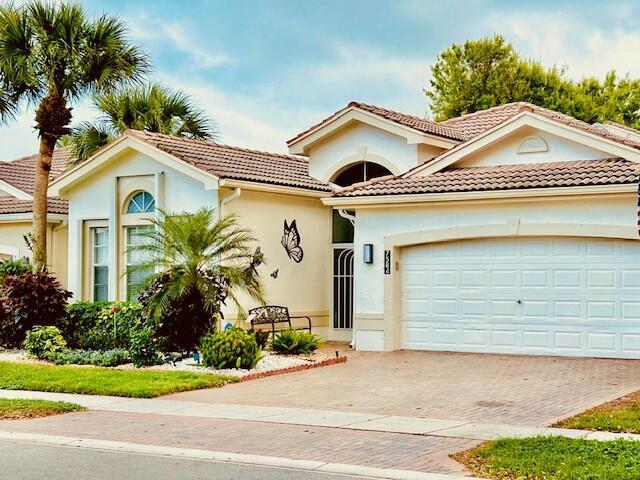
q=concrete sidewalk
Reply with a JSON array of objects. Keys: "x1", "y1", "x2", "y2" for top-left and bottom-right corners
[{"x1": 2, "y1": 389, "x2": 638, "y2": 442}]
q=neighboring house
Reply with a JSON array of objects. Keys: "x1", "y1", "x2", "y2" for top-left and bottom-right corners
[
  {"x1": 2, "y1": 100, "x2": 640, "y2": 358},
  {"x1": 0, "y1": 150, "x2": 69, "y2": 280}
]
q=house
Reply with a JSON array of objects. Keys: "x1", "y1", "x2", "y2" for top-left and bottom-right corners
[{"x1": 2, "y1": 100, "x2": 640, "y2": 358}]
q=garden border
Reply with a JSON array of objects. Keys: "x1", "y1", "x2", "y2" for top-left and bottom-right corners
[{"x1": 239, "y1": 355, "x2": 347, "y2": 382}]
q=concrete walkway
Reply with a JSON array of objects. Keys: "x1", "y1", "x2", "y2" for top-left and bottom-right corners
[{"x1": 2, "y1": 389, "x2": 638, "y2": 442}]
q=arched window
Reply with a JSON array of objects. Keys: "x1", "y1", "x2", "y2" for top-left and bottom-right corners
[
  {"x1": 518, "y1": 136, "x2": 548, "y2": 154},
  {"x1": 126, "y1": 191, "x2": 155, "y2": 214},
  {"x1": 331, "y1": 162, "x2": 392, "y2": 188}
]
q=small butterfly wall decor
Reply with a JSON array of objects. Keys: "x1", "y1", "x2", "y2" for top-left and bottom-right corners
[
  {"x1": 281, "y1": 219, "x2": 303, "y2": 263},
  {"x1": 270, "y1": 269, "x2": 279, "y2": 279}
]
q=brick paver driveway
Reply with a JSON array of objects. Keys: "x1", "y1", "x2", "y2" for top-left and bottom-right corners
[{"x1": 169, "y1": 349, "x2": 640, "y2": 425}]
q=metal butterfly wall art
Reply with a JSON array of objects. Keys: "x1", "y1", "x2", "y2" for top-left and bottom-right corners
[{"x1": 281, "y1": 219, "x2": 303, "y2": 263}]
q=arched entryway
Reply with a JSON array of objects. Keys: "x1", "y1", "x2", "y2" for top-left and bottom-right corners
[{"x1": 331, "y1": 162, "x2": 392, "y2": 338}]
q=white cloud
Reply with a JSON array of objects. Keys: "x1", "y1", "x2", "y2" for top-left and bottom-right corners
[
  {"x1": 126, "y1": 11, "x2": 230, "y2": 71},
  {"x1": 0, "y1": 98, "x2": 95, "y2": 160},
  {"x1": 161, "y1": 22, "x2": 231, "y2": 70},
  {"x1": 283, "y1": 41, "x2": 432, "y2": 117},
  {"x1": 490, "y1": 11, "x2": 640, "y2": 79},
  {"x1": 157, "y1": 73, "x2": 301, "y2": 153}
]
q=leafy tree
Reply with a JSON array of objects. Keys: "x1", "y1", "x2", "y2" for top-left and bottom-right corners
[
  {"x1": 133, "y1": 208, "x2": 266, "y2": 352},
  {"x1": 0, "y1": 1, "x2": 148, "y2": 270},
  {"x1": 68, "y1": 82, "x2": 217, "y2": 162},
  {"x1": 426, "y1": 35, "x2": 640, "y2": 128}
]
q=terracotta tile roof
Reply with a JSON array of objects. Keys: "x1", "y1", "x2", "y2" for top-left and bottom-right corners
[
  {"x1": 441, "y1": 102, "x2": 640, "y2": 149},
  {"x1": 287, "y1": 101, "x2": 467, "y2": 146},
  {"x1": 127, "y1": 130, "x2": 331, "y2": 192},
  {"x1": 0, "y1": 196, "x2": 68, "y2": 214},
  {"x1": 335, "y1": 158, "x2": 637, "y2": 197},
  {"x1": 0, "y1": 148, "x2": 71, "y2": 195}
]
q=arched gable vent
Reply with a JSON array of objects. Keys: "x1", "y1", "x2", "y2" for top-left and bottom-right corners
[{"x1": 518, "y1": 136, "x2": 548, "y2": 154}]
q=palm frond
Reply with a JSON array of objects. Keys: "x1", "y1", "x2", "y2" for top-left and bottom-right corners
[{"x1": 128, "y1": 207, "x2": 266, "y2": 321}]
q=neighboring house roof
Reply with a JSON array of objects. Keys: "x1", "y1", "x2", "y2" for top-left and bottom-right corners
[
  {"x1": 0, "y1": 148, "x2": 71, "y2": 215},
  {"x1": 287, "y1": 101, "x2": 468, "y2": 146},
  {"x1": 126, "y1": 130, "x2": 332, "y2": 192},
  {"x1": 0, "y1": 148, "x2": 71, "y2": 195},
  {"x1": 334, "y1": 158, "x2": 637, "y2": 197},
  {"x1": 441, "y1": 102, "x2": 640, "y2": 149},
  {"x1": 0, "y1": 196, "x2": 68, "y2": 215}
]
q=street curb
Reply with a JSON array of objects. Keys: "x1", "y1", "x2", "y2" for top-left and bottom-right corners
[
  {"x1": 239, "y1": 355, "x2": 347, "y2": 382},
  {"x1": 0, "y1": 430, "x2": 474, "y2": 480}
]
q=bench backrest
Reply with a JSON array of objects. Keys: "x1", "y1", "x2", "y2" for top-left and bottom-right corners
[{"x1": 249, "y1": 306, "x2": 290, "y2": 325}]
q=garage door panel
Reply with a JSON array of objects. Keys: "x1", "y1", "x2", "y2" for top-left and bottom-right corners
[{"x1": 401, "y1": 237, "x2": 640, "y2": 359}]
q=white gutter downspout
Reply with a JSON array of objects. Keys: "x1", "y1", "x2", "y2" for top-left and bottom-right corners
[
  {"x1": 217, "y1": 187, "x2": 242, "y2": 330},
  {"x1": 337, "y1": 209, "x2": 355, "y2": 226},
  {"x1": 219, "y1": 187, "x2": 242, "y2": 217}
]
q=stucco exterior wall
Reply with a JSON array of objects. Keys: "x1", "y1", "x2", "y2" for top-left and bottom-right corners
[
  {"x1": 222, "y1": 188, "x2": 331, "y2": 337},
  {"x1": 307, "y1": 122, "x2": 419, "y2": 180},
  {"x1": 66, "y1": 149, "x2": 217, "y2": 301},
  {"x1": 351, "y1": 193, "x2": 638, "y2": 350},
  {"x1": 456, "y1": 127, "x2": 611, "y2": 168},
  {"x1": 0, "y1": 221, "x2": 68, "y2": 287}
]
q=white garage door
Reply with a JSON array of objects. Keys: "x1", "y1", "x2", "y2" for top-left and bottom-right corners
[{"x1": 401, "y1": 237, "x2": 640, "y2": 358}]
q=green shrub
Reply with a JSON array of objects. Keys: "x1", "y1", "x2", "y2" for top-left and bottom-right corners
[
  {"x1": 0, "y1": 258, "x2": 31, "y2": 281},
  {"x1": 23, "y1": 326, "x2": 67, "y2": 360},
  {"x1": 0, "y1": 271, "x2": 72, "y2": 347},
  {"x1": 77, "y1": 302, "x2": 143, "y2": 350},
  {"x1": 200, "y1": 328, "x2": 262, "y2": 370},
  {"x1": 51, "y1": 348, "x2": 131, "y2": 367},
  {"x1": 272, "y1": 329, "x2": 321, "y2": 355},
  {"x1": 60, "y1": 301, "x2": 111, "y2": 348},
  {"x1": 129, "y1": 325, "x2": 161, "y2": 367}
]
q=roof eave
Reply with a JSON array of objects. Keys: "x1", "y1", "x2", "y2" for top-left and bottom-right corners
[
  {"x1": 407, "y1": 112, "x2": 640, "y2": 178},
  {"x1": 288, "y1": 107, "x2": 460, "y2": 155},
  {"x1": 323, "y1": 183, "x2": 636, "y2": 208},
  {"x1": 49, "y1": 134, "x2": 220, "y2": 197}
]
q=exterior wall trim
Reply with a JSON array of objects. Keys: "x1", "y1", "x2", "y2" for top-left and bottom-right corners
[
  {"x1": 218, "y1": 179, "x2": 330, "y2": 198},
  {"x1": 379, "y1": 222, "x2": 640, "y2": 351},
  {"x1": 0, "y1": 213, "x2": 67, "y2": 223},
  {"x1": 319, "y1": 147, "x2": 402, "y2": 183},
  {"x1": 0, "y1": 180, "x2": 32, "y2": 200}
]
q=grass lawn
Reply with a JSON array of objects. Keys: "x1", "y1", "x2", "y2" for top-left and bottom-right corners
[
  {"x1": 0, "y1": 362, "x2": 238, "y2": 398},
  {"x1": 555, "y1": 390, "x2": 640, "y2": 433},
  {"x1": 0, "y1": 398, "x2": 85, "y2": 420},
  {"x1": 455, "y1": 436, "x2": 640, "y2": 480}
]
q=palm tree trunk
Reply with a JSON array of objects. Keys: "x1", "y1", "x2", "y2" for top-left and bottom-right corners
[{"x1": 32, "y1": 136, "x2": 55, "y2": 271}]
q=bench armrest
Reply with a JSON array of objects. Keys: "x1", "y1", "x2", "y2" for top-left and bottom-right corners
[{"x1": 290, "y1": 315, "x2": 312, "y2": 331}]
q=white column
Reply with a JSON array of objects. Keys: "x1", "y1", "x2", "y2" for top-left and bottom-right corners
[
  {"x1": 68, "y1": 218, "x2": 83, "y2": 302},
  {"x1": 108, "y1": 177, "x2": 118, "y2": 301}
]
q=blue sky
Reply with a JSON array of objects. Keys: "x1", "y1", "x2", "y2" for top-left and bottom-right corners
[{"x1": 1, "y1": 0, "x2": 639, "y2": 158}]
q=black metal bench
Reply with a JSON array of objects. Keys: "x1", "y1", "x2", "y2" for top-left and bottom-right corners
[{"x1": 248, "y1": 306, "x2": 312, "y2": 337}]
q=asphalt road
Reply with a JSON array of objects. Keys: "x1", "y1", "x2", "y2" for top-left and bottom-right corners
[{"x1": 0, "y1": 440, "x2": 372, "y2": 480}]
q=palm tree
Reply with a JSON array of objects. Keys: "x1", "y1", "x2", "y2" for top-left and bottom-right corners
[
  {"x1": 0, "y1": 1, "x2": 148, "y2": 271},
  {"x1": 69, "y1": 82, "x2": 217, "y2": 162},
  {"x1": 131, "y1": 208, "x2": 265, "y2": 352}
]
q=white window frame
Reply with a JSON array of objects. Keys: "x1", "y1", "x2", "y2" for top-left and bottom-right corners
[{"x1": 91, "y1": 226, "x2": 109, "y2": 302}]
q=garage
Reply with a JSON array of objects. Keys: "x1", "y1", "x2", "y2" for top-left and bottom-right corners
[{"x1": 401, "y1": 236, "x2": 640, "y2": 358}]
